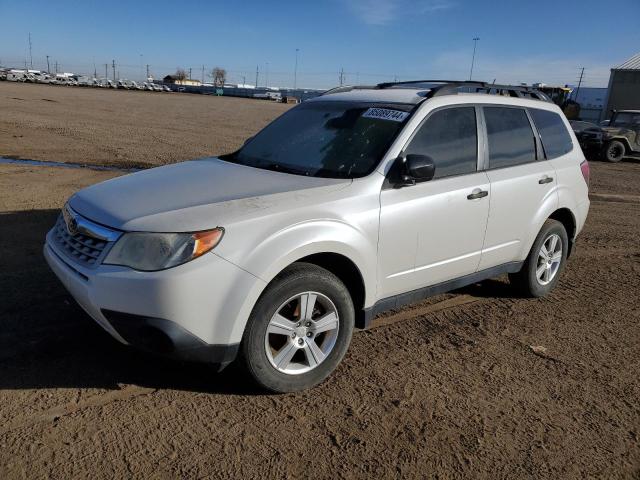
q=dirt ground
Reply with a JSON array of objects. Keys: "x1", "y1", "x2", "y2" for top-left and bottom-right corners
[
  {"x1": 1, "y1": 82, "x2": 639, "y2": 479},
  {"x1": 0, "y1": 82, "x2": 290, "y2": 168}
]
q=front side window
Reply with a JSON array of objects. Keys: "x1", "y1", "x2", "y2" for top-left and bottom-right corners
[
  {"x1": 530, "y1": 109, "x2": 573, "y2": 159},
  {"x1": 404, "y1": 107, "x2": 478, "y2": 179},
  {"x1": 221, "y1": 101, "x2": 411, "y2": 178},
  {"x1": 484, "y1": 107, "x2": 536, "y2": 169}
]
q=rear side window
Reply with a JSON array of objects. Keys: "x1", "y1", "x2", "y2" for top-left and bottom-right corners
[
  {"x1": 404, "y1": 107, "x2": 477, "y2": 179},
  {"x1": 530, "y1": 109, "x2": 573, "y2": 158},
  {"x1": 484, "y1": 107, "x2": 536, "y2": 169}
]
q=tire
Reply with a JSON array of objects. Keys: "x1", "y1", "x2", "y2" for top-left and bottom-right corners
[
  {"x1": 604, "y1": 140, "x2": 625, "y2": 162},
  {"x1": 509, "y1": 219, "x2": 569, "y2": 298},
  {"x1": 241, "y1": 262, "x2": 354, "y2": 393}
]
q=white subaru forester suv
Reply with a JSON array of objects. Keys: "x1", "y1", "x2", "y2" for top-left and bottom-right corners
[{"x1": 44, "y1": 81, "x2": 590, "y2": 392}]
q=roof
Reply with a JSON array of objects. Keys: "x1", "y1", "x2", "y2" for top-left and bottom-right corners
[
  {"x1": 308, "y1": 88, "x2": 427, "y2": 105},
  {"x1": 614, "y1": 52, "x2": 640, "y2": 70},
  {"x1": 311, "y1": 80, "x2": 552, "y2": 106}
]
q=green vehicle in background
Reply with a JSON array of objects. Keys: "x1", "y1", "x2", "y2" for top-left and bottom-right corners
[{"x1": 602, "y1": 110, "x2": 640, "y2": 162}]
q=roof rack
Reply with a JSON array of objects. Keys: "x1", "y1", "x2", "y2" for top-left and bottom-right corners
[{"x1": 321, "y1": 80, "x2": 552, "y2": 102}]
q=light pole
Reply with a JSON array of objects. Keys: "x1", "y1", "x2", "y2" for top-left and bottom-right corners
[
  {"x1": 265, "y1": 62, "x2": 269, "y2": 88},
  {"x1": 469, "y1": 37, "x2": 480, "y2": 81},
  {"x1": 294, "y1": 48, "x2": 299, "y2": 90}
]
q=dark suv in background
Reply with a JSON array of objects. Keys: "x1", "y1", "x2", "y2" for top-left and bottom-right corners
[{"x1": 601, "y1": 110, "x2": 640, "y2": 162}]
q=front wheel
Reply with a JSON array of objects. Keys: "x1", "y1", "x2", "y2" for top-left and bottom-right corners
[
  {"x1": 509, "y1": 219, "x2": 568, "y2": 298},
  {"x1": 604, "y1": 140, "x2": 625, "y2": 162},
  {"x1": 241, "y1": 263, "x2": 354, "y2": 393}
]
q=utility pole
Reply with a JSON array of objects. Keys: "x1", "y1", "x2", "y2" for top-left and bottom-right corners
[
  {"x1": 46, "y1": 55, "x2": 50, "y2": 73},
  {"x1": 574, "y1": 67, "x2": 585, "y2": 102},
  {"x1": 189, "y1": 67, "x2": 192, "y2": 80},
  {"x1": 469, "y1": 37, "x2": 480, "y2": 80},
  {"x1": 255, "y1": 65, "x2": 259, "y2": 87},
  {"x1": 294, "y1": 48, "x2": 299, "y2": 90},
  {"x1": 339, "y1": 67, "x2": 344, "y2": 86},
  {"x1": 112, "y1": 60, "x2": 116, "y2": 82},
  {"x1": 201, "y1": 65, "x2": 205, "y2": 83},
  {"x1": 146, "y1": 64, "x2": 150, "y2": 79},
  {"x1": 104, "y1": 63, "x2": 108, "y2": 79},
  {"x1": 28, "y1": 32, "x2": 33, "y2": 69},
  {"x1": 55, "y1": 61, "x2": 59, "y2": 74}
]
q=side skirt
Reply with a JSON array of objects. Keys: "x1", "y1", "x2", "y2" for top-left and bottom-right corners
[{"x1": 359, "y1": 261, "x2": 523, "y2": 329}]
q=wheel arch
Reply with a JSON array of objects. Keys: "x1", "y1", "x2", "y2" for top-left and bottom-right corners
[
  {"x1": 606, "y1": 136, "x2": 632, "y2": 154},
  {"x1": 548, "y1": 207, "x2": 577, "y2": 257},
  {"x1": 295, "y1": 252, "x2": 367, "y2": 328}
]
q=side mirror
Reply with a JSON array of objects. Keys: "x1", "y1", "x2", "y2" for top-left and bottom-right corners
[{"x1": 401, "y1": 154, "x2": 435, "y2": 185}]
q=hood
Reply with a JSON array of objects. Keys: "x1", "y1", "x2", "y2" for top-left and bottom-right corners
[
  {"x1": 602, "y1": 126, "x2": 632, "y2": 137},
  {"x1": 69, "y1": 157, "x2": 350, "y2": 232}
]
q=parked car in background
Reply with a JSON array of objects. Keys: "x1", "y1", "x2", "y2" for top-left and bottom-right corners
[
  {"x1": 569, "y1": 120, "x2": 604, "y2": 158},
  {"x1": 44, "y1": 80, "x2": 590, "y2": 393},
  {"x1": 601, "y1": 110, "x2": 640, "y2": 162},
  {"x1": 6, "y1": 71, "x2": 26, "y2": 82},
  {"x1": 162, "y1": 85, "x2": 171, "y2": 92}
]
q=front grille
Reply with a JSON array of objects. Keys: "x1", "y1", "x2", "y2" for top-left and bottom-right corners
[{"x1": 52, "y1": 214, "x2": 109, "y2": 267}]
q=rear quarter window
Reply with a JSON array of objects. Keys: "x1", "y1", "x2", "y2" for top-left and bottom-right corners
[{"x1": 530, "y1": 109, "x2": 573, "y2": 159}]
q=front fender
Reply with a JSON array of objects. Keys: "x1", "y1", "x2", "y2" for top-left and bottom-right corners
[{"x1": 220, "y1": 219, "x2": 378, "y2": 344}]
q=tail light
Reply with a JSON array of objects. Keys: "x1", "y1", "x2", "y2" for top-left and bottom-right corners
[{"x1": 580, "y1": 159, "x2": 590, "y2": 187}]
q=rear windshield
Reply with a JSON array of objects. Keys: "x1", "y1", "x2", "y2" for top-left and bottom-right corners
[{"x1": 221, "y1": 101, "x2": 412, "y2": 178}]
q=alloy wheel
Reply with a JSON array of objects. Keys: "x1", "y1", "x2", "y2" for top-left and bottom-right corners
[
  {"x1": 536, "y1": 233, "x2": 562, "y2": 286},
  {"x1": 264, "y1": 292, "x2": 340, "y2": 375}
]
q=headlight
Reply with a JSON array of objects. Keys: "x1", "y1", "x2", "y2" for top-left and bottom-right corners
[{"x1": 104, "y1": 228, "x2": 224, "y2": 271}]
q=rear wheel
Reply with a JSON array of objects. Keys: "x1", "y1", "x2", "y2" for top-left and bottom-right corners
[
  {"x1": 604, "y1": 140, "x2": 625, "y2": 162},
  {"x1": 241, "y1": 263, "x2": 354, "y2": 393},
  {"x1": 509, "y1": 219, "x2": 568, "y2": 298}
]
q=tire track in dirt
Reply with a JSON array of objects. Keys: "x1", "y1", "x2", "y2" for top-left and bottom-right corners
[{"x1": 0, "y1": 385, "x2": 155, "y2": 435}]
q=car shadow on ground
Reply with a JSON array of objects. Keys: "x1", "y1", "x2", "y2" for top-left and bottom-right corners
[
  {"x1": 0, "y1": 208, "x2": 263, "y2": 395},
  {"x1": 0, "y1": 208, "x2": 521, "y2": 395}
]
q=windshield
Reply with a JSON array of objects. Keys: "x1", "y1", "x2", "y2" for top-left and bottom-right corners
[
  {"x1": 221, "y1": 101, "x2": 413, "y2": 178},
  {"x1": 612, "y1": 112, "x2": 640, "y2": 128}
]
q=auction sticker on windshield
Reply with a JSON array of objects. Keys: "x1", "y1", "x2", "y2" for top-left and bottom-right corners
[{"x1": 362, "y1": 108, "x2": 409, "y2": 122}]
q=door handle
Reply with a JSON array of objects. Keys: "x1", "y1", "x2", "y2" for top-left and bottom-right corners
[
  {"x1": 467, "y1": 189, "x2": 488, "y2": 200},
  {"x1": 538, "y1": 176, "x2": 554, "y2": 184}
]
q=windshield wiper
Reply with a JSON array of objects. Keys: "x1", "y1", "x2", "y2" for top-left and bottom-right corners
[{"x1": 260, "y1": 162, "x2": 310, "y2": 176}]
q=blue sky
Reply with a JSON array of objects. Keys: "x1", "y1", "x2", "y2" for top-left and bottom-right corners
[{"x1": 1, "y1": 0, "x2": 638, "y2": 89}]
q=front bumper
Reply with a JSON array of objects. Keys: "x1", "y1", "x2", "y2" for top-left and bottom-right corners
[{"x1": 44, "y1": 229, "x2": 265, "y2": 366}]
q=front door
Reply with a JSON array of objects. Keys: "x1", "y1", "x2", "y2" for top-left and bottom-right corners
[{"x1": 378, "y1": 106, "x2": 490, "y2": 299}]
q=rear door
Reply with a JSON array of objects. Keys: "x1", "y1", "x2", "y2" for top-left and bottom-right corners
[{"x1": 478, "y1": 106, "x2": 558, "y2": 270}]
